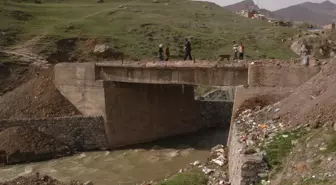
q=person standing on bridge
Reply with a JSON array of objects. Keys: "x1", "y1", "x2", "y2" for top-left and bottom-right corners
[
  {"x1": 184, "y1": 38, "x2": 192, "y2": 61},
  {"x1": 239, "y1": 42, "x2": 244, "y2": 60},
  {"x1": 233, "y1": 41, "x2": 238, "y2": 60},
  {"x1": 165, "y1": 45, "x2": 170, "y2": 61},
  {"x1": 158, "y1": 44, "x2": 164, "y2": 62}
]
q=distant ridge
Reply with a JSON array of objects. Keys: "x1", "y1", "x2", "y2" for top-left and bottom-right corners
[
  {"x1": 223, "y1": 0, "x2": 275, "y2": 18},
  {"x1": 273, "y1": 0, "x2": 336, "y2": 25}
]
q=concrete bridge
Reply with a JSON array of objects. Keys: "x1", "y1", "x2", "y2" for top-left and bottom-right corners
[{"x1": 54, "y1": 61, "x2": 320, "y2": 149}]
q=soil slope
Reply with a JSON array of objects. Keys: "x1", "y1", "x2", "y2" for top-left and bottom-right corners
[
  {"x1": 277, "y1": 57, "x2": 336, "y2": 128},
  {"x1": 0, "y1": 67, "x2": 80, "y2": 119},
  {"x1": 264, "y1": 58, "x2": 336, "y2": 184},
  {"x1": 0, "y1": 126, "x2": 70, "y2": 158},
  {"x1": 0, "y1": 53, "x2": 39, "y2": 95}
]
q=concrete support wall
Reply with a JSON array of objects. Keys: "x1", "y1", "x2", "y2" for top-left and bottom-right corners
[
  {"x1": 54, "y1": 63, "x2": 106, "y2": 117},
  {"x1": 104, "y1": 82, "x2": 200, "y2": 148},
  {"x1": 248, "y1": 64, "x2": 320, "y2": 87}
]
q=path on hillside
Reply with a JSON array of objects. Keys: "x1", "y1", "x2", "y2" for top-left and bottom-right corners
[{"x1": 0, "y1": 49, "x2": 49, "y2": 67}]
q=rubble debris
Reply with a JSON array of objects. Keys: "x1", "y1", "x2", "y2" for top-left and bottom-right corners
[{"x1": 204, "y1": 145, "x2": 230, "y2": 185}]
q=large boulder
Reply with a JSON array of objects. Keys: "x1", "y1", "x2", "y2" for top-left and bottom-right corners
[
  {"x1": 93, "y1": 44, "x2": 111, "y2": 55},
  {"x1": 291, "y1": 40, "x2": 308, "y2": 56},
  {"x1": 93, "y1": 44, "x2": 125, "y2": 61}
]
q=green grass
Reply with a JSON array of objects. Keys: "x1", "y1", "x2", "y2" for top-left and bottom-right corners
[
  {"x1": 0, "y1": 0, "x2": 298, "y2": 60},
  {"x1": 263, "y1": 129, "x2": 307, "y2": 172},
  {"x1": 158, "y1": 169, "x2": 207, "y2": 185},
  {"x1": 297, "y1": 178, "x2": 333, "y2": 185},
  {"x1": 325, "y1": 134, "x2": 336, "y2": 154}
]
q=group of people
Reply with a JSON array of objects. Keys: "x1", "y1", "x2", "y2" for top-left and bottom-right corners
[
  {"x1": 158, "y1": 39, "x2": 245, "y2": 61},
  {"x1": 233, "y1": 41, "x2": 244, "y2": 60},
  {"x1": 158, "y1": 38, "x2": 192, "y2": 62}
]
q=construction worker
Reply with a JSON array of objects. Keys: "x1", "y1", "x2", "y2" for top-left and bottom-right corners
[
  {"x1": 239, "y1": 42, "x2": 244, "y2": 60},
  {"x1": 184, "y1": 38, "x2": 192, "y2": 60},
  {"x1": 233, "y1": 41, "x2": 238, "y2": 60},
  {"x1": 165, "y1": 45, "x2": 170, "y2": 61},
  {"x1": 158, "y1": 44, "x2": 164, "y2": 62}
]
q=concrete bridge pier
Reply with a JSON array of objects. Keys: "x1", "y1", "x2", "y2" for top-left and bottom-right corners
[{"x1": 103, "y1": 82, "x2": 199, "y2": 148}]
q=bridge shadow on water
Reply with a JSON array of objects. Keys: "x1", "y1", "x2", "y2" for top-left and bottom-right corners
[{"x1": 117, "y1": 126, "x2": 230, "y2": 151}]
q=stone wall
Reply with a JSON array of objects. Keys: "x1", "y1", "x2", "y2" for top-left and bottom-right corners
[
  {"x1": 198, "y1": 100, "x2": 233, "y2": 129},
  {"x1": 0, "y1": 116, "x2": 107, "y2": 151},
  {"x1": 228, "y1": 123, "x2": 269, "y2": 185}
]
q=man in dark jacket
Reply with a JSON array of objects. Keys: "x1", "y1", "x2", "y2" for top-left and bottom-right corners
[
  {"x1": 184, "y1": 38, "x2": 192, "y2": 60},
  {"x1": 158, "y1": 44, "x2": 164, "y2": 62}
]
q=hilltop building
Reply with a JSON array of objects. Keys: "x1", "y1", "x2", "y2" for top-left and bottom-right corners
[{"x1": 323, "y1": 23, "x2": 335, "y2": 30}]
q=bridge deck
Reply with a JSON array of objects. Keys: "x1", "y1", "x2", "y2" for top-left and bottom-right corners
[
  {"x1": 95, "y1": 61, "x2": 249, "y2": 86},
  {"x1": 96, "y1": 60, "x2": 248, "y2": 68}
]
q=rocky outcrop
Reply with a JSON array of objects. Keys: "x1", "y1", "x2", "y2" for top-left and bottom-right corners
[
  {"x1": 291, "y1": 40, "x2": 309, "y2": 56},
  {"x1": 93, "y1": 44, "x2": 124, "y2": 61},
  {"x1": 291, "y1": 32, "x2": 336, "y2": 59}
]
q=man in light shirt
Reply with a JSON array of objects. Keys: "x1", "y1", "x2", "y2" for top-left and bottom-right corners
[{"x1": 233, "y1": 41, "x2": 238, "y2": 60}]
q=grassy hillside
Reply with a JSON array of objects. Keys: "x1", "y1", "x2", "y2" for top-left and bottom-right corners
[{"x1": 0, "y1": 0, "x2": 298, "y2": 61}]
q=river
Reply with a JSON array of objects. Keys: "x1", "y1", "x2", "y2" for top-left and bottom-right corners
[{"x1": 0, "y1": 127, "x2": 229, "y2": 185}]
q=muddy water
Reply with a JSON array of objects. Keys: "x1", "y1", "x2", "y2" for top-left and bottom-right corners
[{"x1": 0, "y1": 128, "x2": 228, "y2": 185}]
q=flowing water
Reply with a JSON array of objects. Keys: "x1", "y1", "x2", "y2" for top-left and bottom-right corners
[{"x1": 0, "y1": 128, "x2": 229, "y2": 185}]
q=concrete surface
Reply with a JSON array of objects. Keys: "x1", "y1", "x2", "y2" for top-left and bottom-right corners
[
  {"x1": 248, "y1": 64, "x2": 321, "y2": 87},
  {"x1": 96, "y1": 62, "x2": 249, "y2": 86},
  {"x1": 54, "y1": 63, "x2": 106, "y2": 117},
  {"x1": 104, "y1": 82, "x2": 200, "y2": 148}
]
